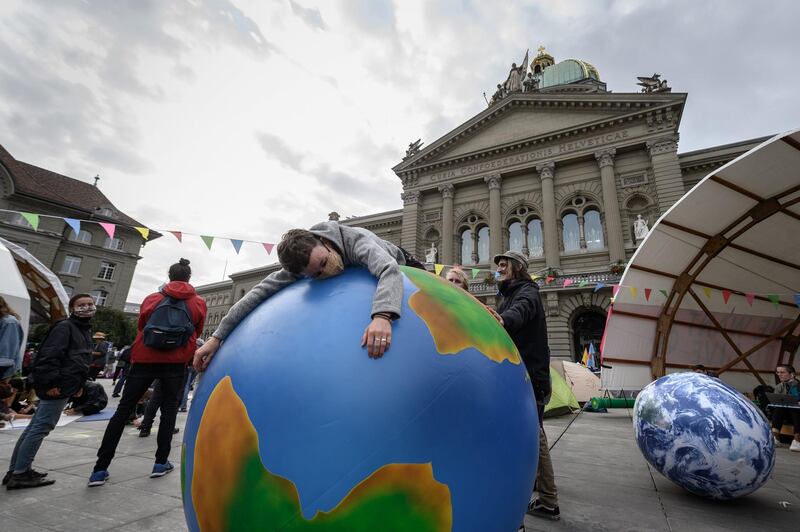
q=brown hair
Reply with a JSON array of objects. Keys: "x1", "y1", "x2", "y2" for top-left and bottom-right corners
[
  {"x1": 507, "y1": 259, "x2": 532, "y2": 282},
  {"x1": 0, "y1": 296, "x2": 20, "y2": 320},
  {"x1": 68, "y1": 293, "x2": 94, "y2": 311},
  {"x1": 777, "y1": 364, "x2": 796, "y2": 374},
  {"x1": 277, "y1": 229, "x2": 321, "y2": 274}
]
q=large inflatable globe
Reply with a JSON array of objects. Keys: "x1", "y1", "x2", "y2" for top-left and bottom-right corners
[
  {"x1": 182, "y1": 267, "x2": 539, "y2": 531},
  {"x1": 633, "y1": 372, "x2": 774, "y2": 499}
]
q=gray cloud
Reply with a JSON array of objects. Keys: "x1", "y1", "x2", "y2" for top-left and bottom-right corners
[{"x1": 289, "y1": 0, "x2": 327, "y2": 30}]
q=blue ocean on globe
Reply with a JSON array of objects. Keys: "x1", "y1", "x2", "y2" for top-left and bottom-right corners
[
  {"x1": 182, "y1": 267, "x2": 539, "y2": 532},
  {"x1": 633, "y1": 372, "x2": 775, "y2": 499}
]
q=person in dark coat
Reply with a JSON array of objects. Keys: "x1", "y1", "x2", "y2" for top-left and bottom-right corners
[
  {"x1": 490, "y1": 251, "x2": 560, "y2": 523},
  {"x1": 5, "y1": 293, "x2": 96, "y2": 490},
  {"x1": 65, "y1": 380, "x2": 108, "y2": 416}
]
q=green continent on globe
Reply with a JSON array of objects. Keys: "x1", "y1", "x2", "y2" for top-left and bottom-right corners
[
  {"x1": 191, "y1": 377, "x2": 453, "y2": 532},
  {"x1": 401, "y1": 266, "x2": 520, "y2": 365}
]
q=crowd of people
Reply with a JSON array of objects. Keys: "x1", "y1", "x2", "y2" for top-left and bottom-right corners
[{"x1": 0, "y1": 221, "x2": 796, "y2": 530}]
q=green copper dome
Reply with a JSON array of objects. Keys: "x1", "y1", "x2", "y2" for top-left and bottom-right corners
[{"x1": 535, "y1": 58, "x2": 600, "y2": 89}]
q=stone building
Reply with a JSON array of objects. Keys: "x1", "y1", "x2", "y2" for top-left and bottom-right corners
[
  {"x1": 194, "y1": 50, "x2": 767, "y2": 362},
  {"x1": 0, "y1": 143, "x2": 156, "y2": 312}
]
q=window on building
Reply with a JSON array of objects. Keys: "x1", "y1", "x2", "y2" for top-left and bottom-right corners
[
  {"x1": 477, "y1": 227, "x2": 490, "y2": 264},
  {"x1": 460, "y1": 229, "x2": 474, "y2": 265},
  {"x1": 90, "y1": 290, "x2": 109, "y2": 307},
  {"x1": 527, "y1": 219, "x2": 544, "y2": 258},
  {"x1": 96, "y1": 207, "x2": 114, "y2": 217},
  {"x1": 508, "y1": 222, "x2": 523, "y2": 252},
  {"x1": 97, "y1": 262, "x2": 116, "y2": 280},
  {"x1": 68, "y1": 229, "x2": 93, "y2": 244},
  {"x1": 223, "y1": 295, "x2": 229, "y2": 305},
  {"x1": 61, "y1": 255, "x2": 82, "y2": 275},
  {"x1": 103, "y1": 237, "x2": 125, "y2": 251},
  {"x1": 2, "y1": 212, "x2": 29, "y2": 227},
  {"x1": 63, "y1": 285, "x2": 74, "y2": 298},
  {"x1": 562, "y1": 213, "x2": 580, "y2": 252},
  {"x1": 584, "y1": 209, "x2": 604, "y2": 250}
]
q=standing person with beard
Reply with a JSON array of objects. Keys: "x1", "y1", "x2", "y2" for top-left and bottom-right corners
[
  {"x1": 89, "y1": 259, "x2": 206, "y2": 486},
  {"x1": 4, "y1": 294, "x2": 96, "y2": 490},
  {"x1": 488, "y1": 251, "x2": 560, "y2": 525}
]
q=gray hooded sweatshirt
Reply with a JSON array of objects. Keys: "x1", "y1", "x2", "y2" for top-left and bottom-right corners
[{"x1": 212, "y1": 221, "x2": 406, "y2": 341}]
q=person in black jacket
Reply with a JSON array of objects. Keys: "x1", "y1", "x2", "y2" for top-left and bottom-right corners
[
  {"x1": 65, "y1": 380, "x2": 108, "y2": 416},
  {"x1": 490, "y1": 251, "x2": 561, "y2": 523},
  {"x1": 4, "y1": 293, "x2": 96, "y2": 490}
]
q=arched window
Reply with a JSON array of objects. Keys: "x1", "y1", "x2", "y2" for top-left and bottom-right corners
[
  {"x1": 460, "y1": 228, "x2": 474, "y2": 265},
  {"x1": 103, "y1": 237, "x2": 124, "y2": 251},
  {"x1": 562, "y1": 213, "x2": 580, "y2": 252},
  {"x1": 584, "y1": 209, "x2": 604, "y2": 250},
  {"x1": 69, "y1": 230, "x2": 93, "y2": 244},
  {"x1": 477, "y1": 227, "x2": 490, "y2": 264},
  {"x1": 508, "y1": 222, "x2": 523, "y2": 252},
  {"x1": 527, "y1": 219, "x2": 543, "y2": 258}
]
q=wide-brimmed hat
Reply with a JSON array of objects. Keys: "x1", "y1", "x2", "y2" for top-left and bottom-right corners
[
  {"x1": 493, "y1": 250, "x2": 528, "y2": 268},
  {"x1": 92, "y1": 332, "x2": 107, "y2": 340}
]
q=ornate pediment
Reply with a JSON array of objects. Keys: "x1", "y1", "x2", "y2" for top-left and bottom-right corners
[{"x1": 393, "y1": 92, "x2": 686, "y2": 178}]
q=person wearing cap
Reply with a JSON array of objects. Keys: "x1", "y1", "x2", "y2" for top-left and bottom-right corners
[
  {"x1": 490, "y1": 250, "x2": 560, "y2": 523},
  {"x1": 88, "y1": 332, "x2": 110, "y2": 381}
]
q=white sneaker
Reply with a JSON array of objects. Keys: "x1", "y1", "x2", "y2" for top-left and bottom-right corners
[{"x1": 790, "y1": 440, "x2": 800, "y2": 452}]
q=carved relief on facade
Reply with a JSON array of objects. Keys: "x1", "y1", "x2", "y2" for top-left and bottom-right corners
[
  {"x1": 647, "y1": 135, "x2": 679, "y2": 156},
  {"x1": 401, "y1": 190, "x2": 421, "y2": 205},
  {"x1": 554, "y1": 182, "x2": 604, "y2": 213},
  {"x1": 501, "y1": 191, "x2": 543, "y2": 220}
]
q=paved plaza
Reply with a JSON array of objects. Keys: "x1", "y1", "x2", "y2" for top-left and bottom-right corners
[{"x1": 0, "y1": 381, "x2": 797, "y2": 531}]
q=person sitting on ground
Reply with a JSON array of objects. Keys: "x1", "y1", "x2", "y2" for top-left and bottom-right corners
[
  {"x1": 2, "y1": 379, "x2": 33, "y2": 419},
  {"x1": 771, "y1": 364, "x2": 800, "y2": 452},
  {"x1": 64, "y1": 380, "x2": 108, "y2": 417},
  {"x1": 445, "y1": 267, "x2": 470, "y2": 291},
  {"x1": 193, "y1": 221, "x2": 426, "y2": 372}
]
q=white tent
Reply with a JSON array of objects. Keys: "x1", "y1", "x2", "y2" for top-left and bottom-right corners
[
  {"x1": 0, "y1": 241, "x2": 31, "y2": 365},
  {"x1": 0, "y1": 236, "x2": 69, "y2": 323},
  {"x1": 602, "y1": 129, "x2": 800, "y2": 392},
  {"x1": 551, "y1": 360, "x2": 602, "y2": 402}
]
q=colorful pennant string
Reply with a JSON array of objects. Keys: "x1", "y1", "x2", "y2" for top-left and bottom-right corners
[
  {"x1": 201, "y1": 235, "x2": 214, "y2": 250},
  {"x1": 21, "y1": 212, "x2": 39, "y2": 231},
  {"x1": 99, "y1": 222, "x2": 115, "y2": 239},
  {"x1": 434, "y1": 264, "x2": 444, "y2": 276},
  {"x1": 230, "y1": 239, "x2": 243, "y2": 254},
  {"x1": 64, "y1": 218, "x2": 81, "y2": 236}
]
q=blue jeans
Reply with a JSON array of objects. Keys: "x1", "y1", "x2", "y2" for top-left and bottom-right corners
[
  {"x1": 180, "y1": 366, "x2": 196, "y2": 409},
  {"x1": 8, "y1": 397, "x2": 69, "y2": 474}
]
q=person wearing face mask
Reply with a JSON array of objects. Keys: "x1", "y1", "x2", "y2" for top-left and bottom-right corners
[
  {"x1": 89, "y1": 258, "x2": 206, "y2": 486},
  {"x1": 5, "y1": 294, "x2": 96, "y2": 490},
  {"x1": 488, "y1": 251, "x2": 560, "y2": 525},
  {"x1": 193, "y1": 221, "x2": 426, "y2": 373}
]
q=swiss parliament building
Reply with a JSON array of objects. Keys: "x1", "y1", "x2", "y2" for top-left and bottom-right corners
[{"x1": 197, "y1": 49, "x2": 767, "y2": 362}]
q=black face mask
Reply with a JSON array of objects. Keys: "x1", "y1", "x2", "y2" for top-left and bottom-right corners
[{"x1": 70, "y1": 313, "x2": 93, "y2": 323}]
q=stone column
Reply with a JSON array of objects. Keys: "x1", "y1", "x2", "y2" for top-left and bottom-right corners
[
  {"x1": 647, "y1": 136, "x2": 684, "y2": 214},
  {"x1": 438, "y1": 183, "x2": 455, "y2": 265},
  {"x1": 594, "y1": 149, "x2": 625, "y2": 263},
  {"x1": 536, "y1": 162, "x2": 560, "y2": 269},
  {"x1": 577, "y1": 214, "x2": 587, "y2": 250},
  {"x1": 484, "y1": 173, "x2": 503, "y2": 260},
  {"x1": 400, "y1": 190, "x2": 421, "y2": 257}
]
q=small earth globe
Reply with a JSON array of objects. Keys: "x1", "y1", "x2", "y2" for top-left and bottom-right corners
[
  {"x1": 181, "y1": 267, "x2": 539, "y2": 531},
  {"x1": 633, "y1": 372, "x2": 775, "y2": 499}
]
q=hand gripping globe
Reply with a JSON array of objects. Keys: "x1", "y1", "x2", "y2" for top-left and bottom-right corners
[
  {"x1": 633, "y1": 372, "x2": 775, "y2": 499},
  {"x1": 181, "y1": 267, "x2": 539, "y2": 531}
]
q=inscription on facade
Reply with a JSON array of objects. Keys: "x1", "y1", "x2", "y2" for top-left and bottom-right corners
[
  {"x1": 621, "y1": 172, "x2": 648, "y2": 188},
  {"x1": 428, "y1": 130, "x2": 631, "y2": 182}
]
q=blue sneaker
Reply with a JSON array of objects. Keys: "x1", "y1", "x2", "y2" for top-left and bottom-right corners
[
  {"x1": 150, "y1": 461, "x2": 175, "y2": 478},
  {"x1": 88, "y1": 470, "x2": 110, "y2": 487}
]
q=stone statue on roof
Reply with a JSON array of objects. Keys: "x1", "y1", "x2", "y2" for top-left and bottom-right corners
[
  {"x1": 503, "y1": 49, "x2": 529, "y2": 94},
  {"x1": 523, "y1": 72, "x2": 538, "y2": 92},
  {"x1": 404, "y1": 139, "x2": 423, "y2": 159}
]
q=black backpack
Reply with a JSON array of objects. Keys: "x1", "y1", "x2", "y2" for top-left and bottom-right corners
[{"x1": 142, "y1": 293, "x2": 194, "y2": 350}]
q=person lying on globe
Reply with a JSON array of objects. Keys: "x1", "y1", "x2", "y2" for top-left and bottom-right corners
[{"x1": 193, "y1": 221, "x2": 426, "y2": 371}]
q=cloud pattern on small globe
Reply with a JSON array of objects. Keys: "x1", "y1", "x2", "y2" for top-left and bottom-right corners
[{"x1": 633, "y1": 372, "x2": 775, "y2": 499}]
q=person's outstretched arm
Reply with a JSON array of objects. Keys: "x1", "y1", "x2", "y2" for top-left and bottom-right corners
[{"x1": 194, "y1": 268, "x2": 300, "y2": 371}]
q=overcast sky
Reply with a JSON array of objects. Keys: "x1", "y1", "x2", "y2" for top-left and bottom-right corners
[{"x1": 1, "y1": 0, "x2": 798, "y2": 302}]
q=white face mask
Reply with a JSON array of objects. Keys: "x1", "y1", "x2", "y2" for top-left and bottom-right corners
[
  {"x1": 72, "y1": 302, "x2": 97, "y2": 318},
  {"x1": 316, "y1": 248, "x2": 344, "y2": 279}
]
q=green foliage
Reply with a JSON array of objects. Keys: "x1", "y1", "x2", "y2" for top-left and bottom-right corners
[
  {"x1": 27, "y1": 323, "x2": 51, "y2": 345},
  {"x1": 92, "y1": 307, "x2": 137, "y2": 346}
]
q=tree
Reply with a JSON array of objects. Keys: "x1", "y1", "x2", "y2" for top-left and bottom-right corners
[{"x1": 92, "y1": 307, "x2": 137, "y2": 347}]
